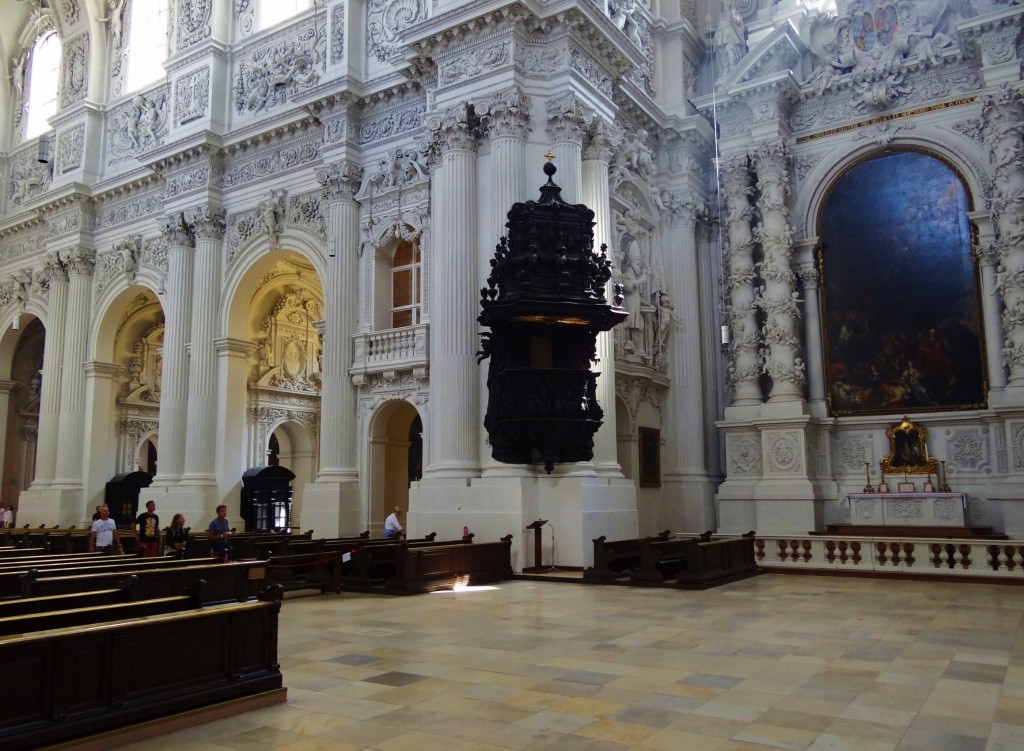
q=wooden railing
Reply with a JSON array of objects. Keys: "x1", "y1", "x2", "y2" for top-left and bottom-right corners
[{"x1": 754, "y1": 534, "x2": 1024, "y2": 581}]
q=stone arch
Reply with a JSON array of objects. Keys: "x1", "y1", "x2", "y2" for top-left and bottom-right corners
[
  {"x1": 266, "y1": 418, "x2": 317, "y2": 528},
  {"x1": 795, "y1": 127, "x2": 990, "y2": 240},
  {"x1": 366, "y1": 398, "x2": 421, "y2": 536}
]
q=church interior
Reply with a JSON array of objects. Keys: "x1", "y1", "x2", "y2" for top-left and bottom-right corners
[{"x1": 1, "y1": 0, "x2": 1024, "y2": 748}]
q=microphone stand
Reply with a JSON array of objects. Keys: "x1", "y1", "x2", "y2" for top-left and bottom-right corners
[{"x1": 547, "y1": 521, "x2": 559, "y2": 573}]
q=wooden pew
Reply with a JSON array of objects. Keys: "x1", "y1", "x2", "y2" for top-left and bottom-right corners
[
  {"x1": 0, "y1": 582, "x2": 205, "y2": 637},
  {"x1": 20, "y1": 560, "x2": 267, "y2": 604},
  {"x1": 1, "y1": 587, "x2": 284, "y2": 751},
  {"x1": 674, "y1": 534, "x2": 759, "y2": 590},
  {"x1": 583, "y1": 530, "x2": 672, "y2": 582},
  {"x1": 385, "y1": 536, "x2": 514, "y2": 594},
  {"x1": 629, "y1": 536, "x2": 696, "y2": 584},
  {"x1": 0, "y1": 556, "x2": 223, "y2": 598},
  {"x1": 0, "y1": 583, "x2": 135, "y2": 617},
  {"x1": 263, "y1": 551, "x2": 342, "y2": 594},
  {"x1": 343, "y1": 536, "x2": 467, "y2": 588}
]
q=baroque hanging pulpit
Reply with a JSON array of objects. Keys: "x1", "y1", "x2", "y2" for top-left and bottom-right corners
[{"x1": 478, "y1": 160, "x2": 627, "y2": 473}]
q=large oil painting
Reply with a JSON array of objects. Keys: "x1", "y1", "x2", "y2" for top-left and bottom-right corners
[{"x1": 819, "y1": 151, "x2": 986, "y2": 416}]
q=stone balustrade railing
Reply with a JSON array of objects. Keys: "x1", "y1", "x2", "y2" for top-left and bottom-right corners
[
  {"x1": 750, "y1": 534, "x2": 1024, "y2": 581},
  {"x1": 351, "y1": 324, "x2": 429, "y2": 376}
]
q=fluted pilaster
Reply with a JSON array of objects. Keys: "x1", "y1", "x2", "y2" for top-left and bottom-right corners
[
  {"x1": 660, "y1": 194, "x2": 707, "y2": 476},
  {"x1": 722, "y1": 156, "x2": 761, "y2": 406},
  {"x1": 975, "y1": 238, "x2": 1007, "y2": 390},
  {"x1": 183, "y1": 204, "x2": 226, "y2": 482},
  {"x1": 546, "y1": 94, "x2": 588, "y2": 204},
  {"x1": 53, "y1": 248, "x2": 94, "y2": 485},
  {"x1": 317, "y1": 160, "x2": 362, "y2": 478},
  {"x1": 155, "y1": 213, "x2": 195, "y2": 482},
  {"x1": 583, "y1": 127, "x2": 621, "y2": 477},
  {"x1": 480, "y1": 89, "x2": 530, "y2": 475},
  {"x1": 425, "y1": 104, "x2": 479, "y2": 477},
  {"x1": 752, "y1": 142, "x2": 804, "y2": 403},
  {"x1": 31, "y1": 253, "x2": 67, "y2": 488}
]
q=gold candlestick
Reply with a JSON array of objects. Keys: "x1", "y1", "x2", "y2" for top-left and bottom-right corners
[
  {"x1": 863, "y1": 462, "x2": 874, "y2": 493},
  {"x1": 878, "y1": 461, "x2": 889, "y2": 494}
]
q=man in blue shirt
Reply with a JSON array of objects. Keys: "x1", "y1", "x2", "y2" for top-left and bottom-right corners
[{"x1": 207, "y1": 504, "x2": 233, "y2": 562}]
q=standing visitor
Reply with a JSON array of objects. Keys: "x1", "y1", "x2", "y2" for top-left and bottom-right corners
[
  {"x1": 89, "y1": 505, "x2": 122, "y2": 553},
  {"x1": 135, "y1": 500, "x2": 160, "y2": 557},
  {"x1": 207, "y1": 505, "x2": 233, "y2": 562}
]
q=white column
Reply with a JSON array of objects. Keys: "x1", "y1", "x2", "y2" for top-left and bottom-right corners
[
  {"x1": 424, "y1": 104, "x2": 479, "y2": 478},
  {"x1": 480, "y1": 90, "x2": 530, "y2": 476},
  {"x1": 316, "y1": 161, "x2": 362, "y2": 479},
  {"x1": 31, "y1": 253, "x2": 67, "y2": 488},
  {"x1": 183, "y1": 205, "x2": 225, "y2": 482},
  {"x1": 0, "y1": 380, "x2": 17, "y2": 495},
  {"x1": 154, "y1": 213, "x2": 194, "y2": 482},
  {"x1": 722, "y1": 155, "x2": 762, "y2": 408},
  {"x1": 661, "y1": 196, "x2": 708, "y2": 481},
  {"x1": 796, "y1": 239, "x2": 826, "y2": 410},
  {"x1": 54, "y1": 247, "x2": 94, "y2": 486},
  {"x1": 752, "y1": 142, "x2": 804, "y2": 404},
  {"x1": 583, "y1": 130, "x2": 622, "y2": 477},
  {"x1": 546, "y1": 94, "x2": 588, "y2": 205}
]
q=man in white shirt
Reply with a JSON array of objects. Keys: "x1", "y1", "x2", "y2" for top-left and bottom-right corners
[
  {"x1": 383, "y1": 507, "x2": 404, "y2": 539},
  {"x1": 89, "y1": 505, "x2": 122, "y2": 553},
  {"x1": 0, "y1": 504, "x2": 11, "y2": 527}
]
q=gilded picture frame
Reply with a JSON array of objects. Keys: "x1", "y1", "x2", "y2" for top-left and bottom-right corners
[{"x1": 881, "y1": 416, "x2": 938, "y2": 475}]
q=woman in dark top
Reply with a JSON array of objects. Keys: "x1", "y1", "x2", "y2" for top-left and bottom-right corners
[{"x1": 164, "y1": 513, "x2": 188, "y2": 556}]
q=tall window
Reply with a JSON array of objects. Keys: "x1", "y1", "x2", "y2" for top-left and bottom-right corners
[
  {"x1": 24, "y1": 32, "x2": 61, "y2": 139},
  {"x1": 125, "y1": 0, "x2": 170, "y2": 92},
  {"x1": 258, "y1": 0, "x2": 313, "y2": 30},
  {"x1": 391, "y1": 240, "x2": 422, "y2": 328}
]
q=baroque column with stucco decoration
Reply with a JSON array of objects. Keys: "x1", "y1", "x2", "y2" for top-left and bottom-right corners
[
  {"x1": 795, "y1": 238, "x2": 826, "y2": 413},
  {"x1": 722, "y1": 154, "x2": 761, "y2": 412},
  {"x1": 423, "y1": 103, "x2": 480, "y2": 478},
  {"x1": 152, "y1": 213, "x2": 194, "y2": 485},
  {"x1": 546, "y1": 94, "x2": 589, "y2": 204},
  {"x1": 983, "y1": 87, "x2": 1024, "y2": 391},
  {"x1": 753, "y1": 142, "x2": 804, "y2": 406}
]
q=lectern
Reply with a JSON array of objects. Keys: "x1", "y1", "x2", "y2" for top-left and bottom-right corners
[{"x1": 525, "y1": 519, "x2": 548, "y2": 573}]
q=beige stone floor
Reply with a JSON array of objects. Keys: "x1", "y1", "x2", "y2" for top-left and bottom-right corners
[{"x1": 120, "y1": 574, "x2": 1024, "y2": 751}]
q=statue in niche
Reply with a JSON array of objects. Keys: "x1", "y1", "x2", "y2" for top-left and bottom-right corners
[
  {"x1": 715, "y1": 0, "x2": 747, "y2": 76},
  {"x1": 259, "y1": 190, "x2": 287, "y2": 246},
  {"x1": 619, "y1": 237, "x2": 650, "y2": 358}
]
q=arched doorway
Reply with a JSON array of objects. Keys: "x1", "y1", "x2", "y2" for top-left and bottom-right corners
[
  {"x1": 1, "y1": 317, "x2": 44, "y2": 509},
  {"x1": 368, "y1": 400, "x2": 421, "y2": 535},
  {"x1": 267, "y1": 420, "x2": 315, "y2": 528}
]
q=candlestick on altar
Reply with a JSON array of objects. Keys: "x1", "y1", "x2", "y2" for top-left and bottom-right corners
[
  {"x1": 939, "y1": 460, "x2": 951, "y2": 492},
  {"x1": 878, "y1": 460, "x2": 889, "y2": 493},
  {"x1": 863, "y1": 461, "x2": 875, "y2": 493}
]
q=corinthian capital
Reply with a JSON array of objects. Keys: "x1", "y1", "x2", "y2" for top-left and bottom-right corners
[
  {"x1": 425, "y1": 102, "x2": 480, "y2": 155},
  {"x1": 186, "y1": 204, "x2": 227, "y2": 240},
  {"x1": 60, "y1": 247, "x2": 95, "y2": 276},
  {"x1": 546, "y1": 93, "x2": 590, "y2": 144},
  {"x1": 477, "y1": 87, "x2": 532, "y2": 141},
  {"x1": 160, "y1": 212, "x2": 194, "y2": 248},
  {"x1": 317, "y1": 160, "x2": 362, "y2": 201}
]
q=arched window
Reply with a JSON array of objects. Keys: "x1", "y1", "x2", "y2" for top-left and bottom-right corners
[
  {"x1": 125, "y1": 0, "x2": 170, "y2": 92},
  {"x1": 24, "y1": 32, "x2": 61, "y2": 139},
  {"x1": 390, "y1": 239, "x2": 422, "y2": 328},
  {"x1": 258, "y1": 0, "x2": 313, "y2": 30}
]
